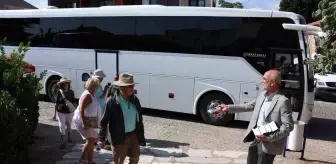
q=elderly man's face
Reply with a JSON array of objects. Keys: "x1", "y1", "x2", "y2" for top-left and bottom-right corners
[
  {"x1": 262, "y1": 71, "x2": 274, "y2": 90},
  {"x1": 120, "y1": 85, "x2": 135, "y2": 96}
]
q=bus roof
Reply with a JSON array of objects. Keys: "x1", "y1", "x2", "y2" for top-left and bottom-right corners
[{"x1": 0, "y1": 5, "x2": 302, "y2": 21}]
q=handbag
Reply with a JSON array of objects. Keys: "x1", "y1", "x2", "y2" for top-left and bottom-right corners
[
  {"x1": 59, "y1": 89, "x2": 76, "y2": 113},
  {"x1": 83, "y1": 116, "x2": 98, "y2": 129}
]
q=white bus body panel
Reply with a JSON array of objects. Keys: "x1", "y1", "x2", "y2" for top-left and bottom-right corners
[
  {"x1": 3, "y1": 46, "x2": 96, "y2": 96},
  {"x1": 118, "y1": 51, "x2": 261, "y2": 118}
]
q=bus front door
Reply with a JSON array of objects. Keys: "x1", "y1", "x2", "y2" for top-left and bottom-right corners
[{"x1": 269, "y1": 48, "x2": 304, "y2": 120}]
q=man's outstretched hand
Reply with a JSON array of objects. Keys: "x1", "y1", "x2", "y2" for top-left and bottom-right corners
[{"x1": 217, "y1": 104, "x2": 229, "y2": 112}]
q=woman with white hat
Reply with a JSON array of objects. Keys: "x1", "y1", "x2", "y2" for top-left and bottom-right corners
[
  {"x1": 92, "y1": 69, "x2": 112, "y2": 150},
  {"x1": 55, "y1": 77, "x2": 77, "y2": 149},
  {"x1": 92, "y1": 69, "x2": 110, "y2": 115}
]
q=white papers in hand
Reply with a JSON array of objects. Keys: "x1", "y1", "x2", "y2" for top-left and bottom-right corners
[
  {"x1": 268, "y1": 121, "x2": 278, "y2": 131},
  {"x1": 252, "y1": 121, "x2": 279, "y2": 136},
  {"x1": 252, "y1": 128, "x2": 262, "y2": 136}
]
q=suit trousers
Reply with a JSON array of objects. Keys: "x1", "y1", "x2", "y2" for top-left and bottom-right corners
[{"x1": 247, "y1": 140, "x2": 276, "y2": 164}]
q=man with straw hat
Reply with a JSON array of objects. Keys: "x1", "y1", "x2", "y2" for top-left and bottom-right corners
[{"x1": 98, "y1": 73, "x2": 146, "y2": 164}]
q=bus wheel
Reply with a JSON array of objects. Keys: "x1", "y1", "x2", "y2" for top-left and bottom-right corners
[
  {"x1": 199, "y1": 92, "x2": 234, "y2": 126},
  {"x1": 47, "y1": 76, "x2": 61, "y2": 102}
]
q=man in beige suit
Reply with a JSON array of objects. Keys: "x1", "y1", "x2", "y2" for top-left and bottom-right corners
[{"x1": 218, "y1": 69, "x2": 294, "y2": 164}]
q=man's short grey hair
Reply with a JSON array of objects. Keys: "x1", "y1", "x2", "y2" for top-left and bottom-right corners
[
  {"x1": 85, "y1": 76, "x2": 100, "y2": 90},
  {"x1": 269, "y1": 69, "x2": 281, "y2": 84}
]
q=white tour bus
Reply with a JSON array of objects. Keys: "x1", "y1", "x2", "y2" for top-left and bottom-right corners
[{"x1": 0, "y1": 5, "x2": 317, "y2": 126}]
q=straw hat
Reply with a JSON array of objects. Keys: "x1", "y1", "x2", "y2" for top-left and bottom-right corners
[
  {"x1": 113, "y1": 73, "x2": 137, "y2": 86},
  {"x1": 57, "y1": 77, "x2": 71, "y2": 86}
]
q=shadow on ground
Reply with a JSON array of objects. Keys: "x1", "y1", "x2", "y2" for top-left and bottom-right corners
[
  {"x1": 28, "y1": 123, "x2": 82, "y2": 164},
  {"x1": 142, "y1": 108, "x2": 249, "y2": 129},
  {"x1": 307, "y1": 117, "x2": 336, "y2": 142},
  {"x1": 29, "y1": 123, "x2": 192, "y2": 163},
  {"x1": 146, "y1": 139, "x2": 190, "y2": 149}
]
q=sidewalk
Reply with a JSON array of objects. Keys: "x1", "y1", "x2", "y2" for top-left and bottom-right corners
[{"x1": 55, "y1": 144, "x2": 307, "y2": 164}]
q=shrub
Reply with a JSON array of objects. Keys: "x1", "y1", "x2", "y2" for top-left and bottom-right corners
[
  {"x1": 313, "y1": 0, "x2": 336, "y2": 74},
  {"x1": 0, "y1": 38, "x2": 46, "y2": 164}
]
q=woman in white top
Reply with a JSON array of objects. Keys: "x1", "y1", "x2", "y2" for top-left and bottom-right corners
[{"x1": 73, "y1": 76, "x2": 102, "y2": 164}]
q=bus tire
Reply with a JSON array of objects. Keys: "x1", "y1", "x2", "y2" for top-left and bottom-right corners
[
  {"x1": 47, "y1": 76, "x2": 61, "y2": 102},
  {"x1": 198, "y1": 92, "x2": 234, "y2": 126}
]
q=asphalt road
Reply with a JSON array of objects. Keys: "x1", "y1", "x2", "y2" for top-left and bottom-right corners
[{"x1": 32, "y1": 99, "x2": 336, "y2": 163}]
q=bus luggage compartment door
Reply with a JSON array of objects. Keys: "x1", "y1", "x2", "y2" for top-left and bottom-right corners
[{"x1": 237, "y1": 83, "x2": 260, "y2": 121}]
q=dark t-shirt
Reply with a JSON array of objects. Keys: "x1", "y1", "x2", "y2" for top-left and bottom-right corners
[{"x1": 55, "y1": 89, "x2": 76, "y2": 113}]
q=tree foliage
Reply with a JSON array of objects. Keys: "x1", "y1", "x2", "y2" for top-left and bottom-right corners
[
  {"x1": 313, "y1": 0, "x2": 336, "y2": 74},
  {"x1": 279, "y1": 0, "x2": 322, "y2": 23},
  {"x1": 0, "y1": 38, "x2": 46, "y2": 163},
  {"x1": 218, "y1": 0, "x2": 244, "y2": 8}
]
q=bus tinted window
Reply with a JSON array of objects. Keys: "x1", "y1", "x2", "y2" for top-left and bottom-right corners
[
  {"x1": 5, "y1": 17, "x2": 136, "y2": 49},
  {"x1": 81, "y1": 17, "x2": 135, "y2": 50},
  {"x1": 0, "y1": 16, "x2": 300, "y2": 74},
  {"x1": 136, "y1": 16, "x2": 299, "y2": 74},
  {"x1": 0, "y1": 19, "x2": 26, "y2": 46},
  {"x1": 135, "y1": 16, "x2": 197, "y2": 53},
  {"x1": 22, "y1": 17, "x2": 83, "y2": 47}
]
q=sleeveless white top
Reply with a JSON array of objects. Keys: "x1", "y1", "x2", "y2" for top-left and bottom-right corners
[{"x1": 73, "y1": 90, "x2": 102, "y2": 126}]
